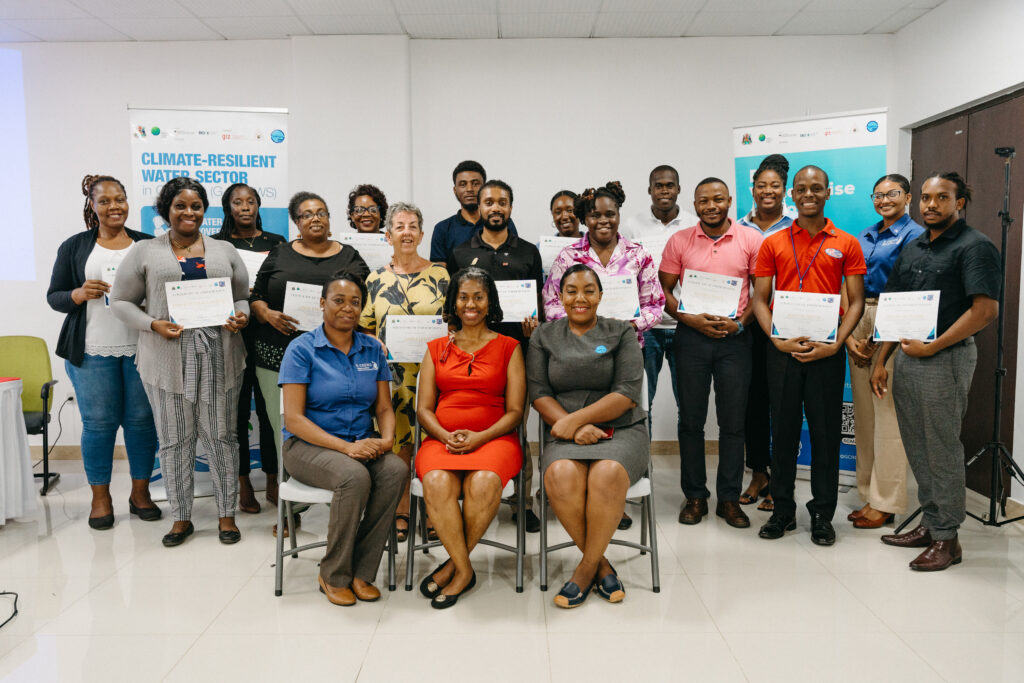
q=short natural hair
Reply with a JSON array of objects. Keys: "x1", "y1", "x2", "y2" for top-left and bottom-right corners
[
  {"x1": 478, "y1": 179, "x2": 513, "y2": 206},
  {"x1": 384, "y1": 201, "x2": 424, "y2": 233},
  {"x1": 155, "y1": 177, "x2": 208, "y2": 222},
  {"x1": 288, "y1": 191, "x2": 328, "y2": 223},
  {"x1": 452, "y1": 160, "x2": 486, "y2": 184},
  {"x1": 346, "y1": 183, "x2": 388, "y2": 230}
]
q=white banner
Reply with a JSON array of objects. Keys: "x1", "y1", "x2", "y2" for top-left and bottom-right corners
[{"x1": 128, "y1": 106, "x2": 289, "y2": 239}]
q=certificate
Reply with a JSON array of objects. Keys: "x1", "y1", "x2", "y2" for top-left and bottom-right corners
[
  {"x1": 633, "y1": 234, "x2": 671, "y2": 269},
  {"x1": 165, "y1": 277, "x2": 235, "y2": 329},
  {"x1": 678, "y1": 269, "x2": 744, "y2": 318},
  {"x1": 282, "y1": 281, "x2": 323, "y2": 332},
  {"x1": 496, "y1": 280, "x2": 537, "y2": 322},
  {"x1": 385, "y1": 315, "x2": 446, "y2": 362},
  {"x1": 600, "y1": 274, "x2": 642, "y2": 321},
  {"x1": 537, "y1": 235, "x2": 578, "y2": 272},
  {"x1": 338, "y1": 232, "x2": 391, "y2": 271},
  {"x1": 102, "y1": 264, "x2": 118, "y2": 308},
  {"x1": 235, "y1": 248, "x2": 268, "y2": 289},
  {"x1": 770, "y1": 290, "x2": 840, "y2": 342},
  {"x1": 872, "y1": 290, "x2": 940, "y2": 342}
]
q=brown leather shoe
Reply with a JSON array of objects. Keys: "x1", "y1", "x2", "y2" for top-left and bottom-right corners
[
  {"x1": 715, "y1": 500, "x2": 750, "y2": 528},
  {"x1": 678, "y1": 498, "x2": 709, "y2": 525},
  {"x1": 881, "y1": 524, "x2": 932, "y2": 548},
  {"x1": 853, "y1": 511, "x2": 895, "y2": 529},
  {"x1": 910, "y1": 536, "x2": 962, "y2": 571},
  {"x1": 351, "y1": 581, "x2": 381, "y2": 602},
  {"x1": 318, "y1": 575, "x2": 356, "y2": 606}
]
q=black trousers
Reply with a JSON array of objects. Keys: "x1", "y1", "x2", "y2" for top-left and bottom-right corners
[
  {"x1": 765, "y1": 343, "x2": 846, "y2": 520},
  {"x1": 674, "y1": 324, "x2": 752, "y2": 502},
  {"x1": 744, "y1": 322, "x2": 772, "y2": 474},
  {"x1": 237, "y1": 354, "x2": 278, "y2": 476}
]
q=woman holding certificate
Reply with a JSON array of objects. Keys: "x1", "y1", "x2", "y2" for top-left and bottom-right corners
[
  {"x1": 415, "y1": 268, "x2": 525, "y2": 609},
  {"x1": 249, "y1": 191, "x2": 369, "y2": 533},
  {"x1": 110, "y1": 177, "x2": 250, "y2": 547},
  {"x1": 528, "y1": 264, "x2": 647, "y2": 607},
  {"x1": 842, "y1": 174, "x2": 924, "y2": 529},
  {"x1": 47, "y1": 174, "x2": 160, "y2": 529},
  {"x1": 213, "y1": 183, "x2": 286, "y2": 513},
  {"x1": 360, "y1": 201, "x2": 450, "y2": 542}
]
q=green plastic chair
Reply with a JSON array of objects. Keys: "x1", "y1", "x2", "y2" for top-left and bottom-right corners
[{"x1": 0, "y1": 336, "x2": 60, "y2": 494}]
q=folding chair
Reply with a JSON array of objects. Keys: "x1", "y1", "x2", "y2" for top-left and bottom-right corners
[
  {"x1": 404, "y1": 373, "x2": 526, "y2": 593},
  {"x1": 537, "y1": 376, "x2": 660, "y2": 593}
]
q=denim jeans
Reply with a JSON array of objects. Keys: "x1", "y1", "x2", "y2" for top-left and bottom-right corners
[
  {"x1": 643, "y1": 328, "x2": 679, "y2": 434},
  {"x1": 65, "y1": 354, "x2": 158, "y2": 485}
]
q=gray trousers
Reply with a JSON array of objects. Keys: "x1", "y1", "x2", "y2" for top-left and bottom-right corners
[
  {"x1": 892, "y1": 340, "x2": 977, "y2": 540},
  {"x1": 283, "y1": 437, "x2": 407, "y2": 587},
  {"x1": 144, "y1": 382, "x2": 240, "y2": 521}
]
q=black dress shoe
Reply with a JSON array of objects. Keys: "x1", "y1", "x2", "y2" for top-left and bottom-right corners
[
  {"x1": 128, "y1": 499, "x2": 162, "y2": 522},
  {"x1": 219, "y1": 529, "x2": 242, "y2": 545},
  {"x1": 511, "y1": 509, "x2": 542, "y2": 533},
  {"x1": 419, "y1": 559, "x2": 452, "y2": 599},
  {"x1": 88, "y1": 514, "x2": 115, "y2": 530},
  {"x1": 810, "y1": 514, "x2": 836, "y2": 546},
  {"x1": 430, "y1": 571, "x2": 476, "y2": 610},
  {"x1": 617, "y1": 512, "x2": 633, "y2": 530},
  {"x1": 162, "y1": 522, "x2": 194, "y2": 547},
  {"x1": 758, "y1": 515, "x2": 796, "y2": 539}
]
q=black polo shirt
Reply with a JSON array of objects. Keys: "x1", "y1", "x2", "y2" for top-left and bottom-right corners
[
  {"x1": 429, "y1": 211, "x2": 518, "y2": 263},
  {"x1": 884, "y1": 219, "x2": 1001, "y2": 337},
  {"x1": 449, "y1": 227, "x2": 543, "y2": 344}
]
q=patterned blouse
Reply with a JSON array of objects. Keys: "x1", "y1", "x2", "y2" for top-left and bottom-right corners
[{"x1": 541, "y1": 233, "x2": 665, "y2": 346}]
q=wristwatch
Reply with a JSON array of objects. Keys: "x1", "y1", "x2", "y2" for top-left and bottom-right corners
[{"x1": 732, "y1": 320, "x2": 745, "y2": 336}]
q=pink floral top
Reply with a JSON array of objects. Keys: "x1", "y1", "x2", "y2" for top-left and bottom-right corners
[{"x1": 542, "y1": 233, "x2": 665, "y2": 347}]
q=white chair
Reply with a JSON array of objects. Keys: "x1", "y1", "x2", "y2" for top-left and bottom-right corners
[
  {"x1": 537, "y1": 376, "x2": 660, "y2": 593},
  {"x1": 274, "y1": 390, "x2": 397, "y2": 597},
  {"x1": 404, "y1": 374, "x2": 526, "y2": 593}
]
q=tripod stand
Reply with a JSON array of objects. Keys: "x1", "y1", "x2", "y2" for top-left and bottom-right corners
[{"x1": 894, "y1": 147, "x2": 1024, "y2": 533}]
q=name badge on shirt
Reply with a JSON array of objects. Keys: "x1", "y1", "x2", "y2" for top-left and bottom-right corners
[{"x1": 355, "y1": 362, "x2": 379, "y2": 372}]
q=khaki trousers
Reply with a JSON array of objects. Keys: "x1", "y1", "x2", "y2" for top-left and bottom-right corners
[{"x1": 848, "y1": 301, "x2": 908, "y2": 514}]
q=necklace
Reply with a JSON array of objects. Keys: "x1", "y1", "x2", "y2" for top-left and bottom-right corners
[
  {"x1": 171, "y1": 234, "x2": 201, "y2": 254},
  {"x1": 238, "y1": 234, "x2": 257, "y2": 249}
]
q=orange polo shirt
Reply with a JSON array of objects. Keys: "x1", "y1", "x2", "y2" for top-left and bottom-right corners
[{"x1": 754, "y1": 219, "x2": 866, "y2": 294}]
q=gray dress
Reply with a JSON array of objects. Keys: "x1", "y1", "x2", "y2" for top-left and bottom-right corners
[{"x1": 527, "y1": 317, "x2": 649, "y2": 485}]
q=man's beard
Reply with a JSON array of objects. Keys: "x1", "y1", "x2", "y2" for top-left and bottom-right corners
[
  {"x1": 482, "y1": 213, "x2": 508, "y2": 231},
  {"x1": 461, "y1": 200, "x2": 479, "y2": 212}
]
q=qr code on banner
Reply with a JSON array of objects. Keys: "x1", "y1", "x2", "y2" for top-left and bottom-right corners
[{"x1": 841, "y1": 402, "x2": 855, "y2": 438}]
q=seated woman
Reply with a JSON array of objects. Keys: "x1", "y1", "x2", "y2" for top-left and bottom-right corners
[
  {"x1": 415, "y1": 267, "x2": 526, "y2": 609},
  {"x1": 527, "y1": 264, "x2": 647, "y2": 607},
  {"x1": 279, "y1": 272, "x2": 407, "y2": 607}
]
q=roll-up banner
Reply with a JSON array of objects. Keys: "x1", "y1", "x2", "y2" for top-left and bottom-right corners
[
  {"x1": 733, "y1": 109, "x2": 887, "y2": 483},
  {"x1": 129, "y1": 105, "x2": 289, "y2": 498}
]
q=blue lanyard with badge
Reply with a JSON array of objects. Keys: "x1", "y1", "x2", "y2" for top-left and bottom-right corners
[{"x1": 790, "y1": 226, "x2": 827, "y2": 291}]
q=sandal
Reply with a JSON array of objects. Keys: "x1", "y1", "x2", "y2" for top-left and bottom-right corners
[
  {"x1": 427, "y1": 524, "x2": 439, "y2": 542},
  {"x1": 272, "y1": 512, "x2": 302, "y2": 538},
  {"x1": 740, "y1": 477, "x2": 770, "y2": 505},
  {"x1": 757, "y1": 495, "x2": 775, "y2": 512},
  {"x1": 395, "y1": 514, "x2": 410, "y2": 543}
]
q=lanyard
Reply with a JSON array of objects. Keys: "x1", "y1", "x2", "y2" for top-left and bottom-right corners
[{"x1": 790, "y1": 226, "x2": 827, "y2": 291}]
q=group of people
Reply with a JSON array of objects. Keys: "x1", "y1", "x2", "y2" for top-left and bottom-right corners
[{"x1": 46, "y1": 154, "x2": 999, "y2": 610}]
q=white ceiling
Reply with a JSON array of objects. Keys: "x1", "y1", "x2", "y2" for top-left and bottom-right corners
[{"x1": 0, "y1": 0, "x2": 946, "y2": 43}]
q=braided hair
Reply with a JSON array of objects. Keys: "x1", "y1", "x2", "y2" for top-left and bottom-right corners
[
  {"x1": 81, "y1": 174, "x2": 126, "y2": 231},
  {"x1": 924, "y1": 171, "x2": 972, "y2": 204},
  {"x1": 573, "y1": 181, "x2": 626, "y2": 224}
]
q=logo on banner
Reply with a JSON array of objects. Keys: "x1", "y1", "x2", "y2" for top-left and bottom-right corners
[
  {"x1": 741, "y1": 133, "x2": 752, "y2": 145},
  {"x1": 150, "y1": 126, "x2": 161, "y2": 136},
  {"x1": 758, "y1": 133, "x2": 766, "y2": 142},
  {"x1": 271, "y1": 129, "x2": 285, "y2": 143},
  {"x1": 866, "y1": 120, "x2": 879, "y2": 132}
]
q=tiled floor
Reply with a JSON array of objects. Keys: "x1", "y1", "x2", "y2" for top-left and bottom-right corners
[{"x1": 1, "y1": 457, "x2": 1023, "y2": 682}]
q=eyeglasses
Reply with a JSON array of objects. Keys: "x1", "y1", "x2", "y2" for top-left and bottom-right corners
[
  {"x1": 870, "y1": 189, "x2": 904, "y2": 201},
  {"x1": 351, "y1": 206, "x2": 379, "y2": 216},
  {"x1": 298, "y1": 210, "x2": 330, "y2": 221}
]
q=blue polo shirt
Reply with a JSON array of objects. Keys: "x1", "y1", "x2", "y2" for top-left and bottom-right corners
[
  {"x1": 430, "y1": 211, "x2": 518, "y2": 263},
  {"x1": 858, "y1": 214, "x2": 925, "y2": 297},
  {"x1": 278, "y1": 326, "x2": 391, "y2": 443},
  {"x1": 736, "y1": 210, "x2": 793, "y2": 238}
]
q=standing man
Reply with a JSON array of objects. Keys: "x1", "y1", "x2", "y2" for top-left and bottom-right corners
[
  {"x1": 659, "y1": 179, "x2": 763, "y2": 529},
  {"x1": 751, "y1": 165, "x2": 866, "y2": 546},
  {"x1": 872, "y1": 172, "x2": 999, "y2": 571},
  {"x1": 430, "y1": 160, "x2": 516, "y2": 267},
  {"x1": 448, "y1": 179, "x2": 543, "y2": 532},
  {"x1": 621, "y1": 165, "x2": 699, "y2": 433}
]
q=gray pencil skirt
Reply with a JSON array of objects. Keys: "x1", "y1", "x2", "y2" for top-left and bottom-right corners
[{"x1": 540, "y1": 420, "x2": 649, "y2": 485}]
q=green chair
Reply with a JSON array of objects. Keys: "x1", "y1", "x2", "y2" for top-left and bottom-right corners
[{"x1": 0, "y1": 336, "x2": 60, "y2": 495}]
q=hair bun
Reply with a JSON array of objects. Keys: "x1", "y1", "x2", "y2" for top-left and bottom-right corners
[
  {"x1": 81, "y1": 174, "x2": 98, "y2": 196},
  {"x1": 760, "y1": 154, "x2": 789, "y2": 173},
  {"x1": 604, "y1": 180, "x2": 626, "y2": 205}
]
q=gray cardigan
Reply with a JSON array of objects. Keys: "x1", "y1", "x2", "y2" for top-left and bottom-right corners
[{"x1": 110, "y1": 233, "x2": 250, "y2": 394}]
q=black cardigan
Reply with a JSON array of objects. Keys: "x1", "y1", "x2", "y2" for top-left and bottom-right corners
[{"x1": 47, "y1": 228, "x2": 153, "y2": 366}]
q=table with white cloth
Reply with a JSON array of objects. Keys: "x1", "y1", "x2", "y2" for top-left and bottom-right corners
[{"x1": 0, "y1": 378, "x2": 38, "y2": 524}]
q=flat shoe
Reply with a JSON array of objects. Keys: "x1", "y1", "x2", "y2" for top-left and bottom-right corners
[
  {"x1": 419, "y1": 559, "x2": 452, "y2": 599},
  {"x1": 88, "y1": 513, "x2": 115, "y2": 530},
  {"x1": 318, "y1": 575, "x2": 356, "y2": 606},
  {"x1": 128, "y1": 499, "x2": 162, "y2": 522},
  {"x1": 395, "y1": 513, "x2": 410, "y2": 543},
  {"x1": 430, "y1": 571, "x2": 476, "y2": 610},
  {"x1": 219, "y1": 529, "x2": 242, "y2": 544},
  {"x1": 272, "y1": 512, "x2": 302, "y2": 538},
  {"x1": 553, "y1": 578, "x2": 595, "y2": 609},
  {"x1": 162, "y1": 522, "x2": 194, "y2": 547},
  {"x1": 595, "y1": 570, "x2": 625, "y2": 603},
  {"x1": 352, "y1": 582, "x2": 381, "y2": 602},
  {"x1": 617, "y1": 513, "x2": 633, "y2": 530}
]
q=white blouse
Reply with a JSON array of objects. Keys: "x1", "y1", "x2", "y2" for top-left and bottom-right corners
[{"x1": 84, "y1": 243, "x2": 139, "y2": 357}]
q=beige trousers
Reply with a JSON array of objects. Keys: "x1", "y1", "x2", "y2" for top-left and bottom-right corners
[{"x1": 848, "y1": 301, "x2": 908, "y2": 513}]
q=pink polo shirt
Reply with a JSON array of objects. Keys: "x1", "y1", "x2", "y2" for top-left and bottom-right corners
[{"x1": 659, "y1": 220, "x2": 764, "y2": 315}]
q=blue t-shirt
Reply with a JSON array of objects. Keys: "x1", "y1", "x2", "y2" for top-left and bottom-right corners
[
  {"x1": 277, "y1": 326, "x2": 392, "y2": 443},
  {"x1": 858, "y1": 214, "x2": 926, "y2": 297},
  {"x1": 430, "y1": 211, "x2": 518, "y2": 263}
]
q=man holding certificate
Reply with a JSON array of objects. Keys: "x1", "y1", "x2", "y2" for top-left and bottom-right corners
[
  {"x1": 871, "y1": 172, "x2": 1000, "y2": 571},
  {"x1": 659, "y1": 178, "x2": 763, "y2": 529},
  {"x1": 752, "y1": 166, "x2": 866, "y2": 546}
]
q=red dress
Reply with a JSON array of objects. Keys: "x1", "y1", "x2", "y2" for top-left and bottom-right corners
[{"x1": 415, "y1": 334, "x2": 523, "y2": 486}]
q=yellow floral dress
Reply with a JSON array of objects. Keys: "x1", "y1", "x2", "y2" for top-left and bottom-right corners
[{"x1": 360, "y1": 264, "x2": 450, "y2": 448}]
